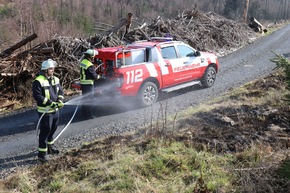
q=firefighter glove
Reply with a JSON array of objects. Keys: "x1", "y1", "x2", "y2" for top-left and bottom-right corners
[
  {"x1": 57, "y1": 100, "x2": 64, "y2": 109},
  {"x1": 50, "y1": 102, "x2": 58, "y2": 109}
]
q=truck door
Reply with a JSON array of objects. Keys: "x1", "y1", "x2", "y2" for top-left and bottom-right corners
[
  {"x1": 160, "y1": 45, "x2": 201, "y2": 86},
  {"x1": 159, "y1": 46, "x2": 179, "y2": 87},
  {"x1": 175, "y1": 45, "x2": 202, "y2": 80}
]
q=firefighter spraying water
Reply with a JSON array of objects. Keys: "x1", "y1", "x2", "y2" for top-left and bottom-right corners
[
  {"x1": 32, "y1": 59, "x2": 64, "y2": 163},
  {"x1": 34, "y1": 51, "x2": 105, "y2": 163}
]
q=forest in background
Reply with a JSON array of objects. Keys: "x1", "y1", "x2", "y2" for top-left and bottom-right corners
[{"x1": 0, "y1": 0, "x2": 289, "y2": 52}]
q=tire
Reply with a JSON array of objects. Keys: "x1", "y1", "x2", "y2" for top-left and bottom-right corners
[
  {"x1": 138, "y1": 82, "x2": 159, "y2": 107},
  {"x1": 201, "y1": 66, "x2": 216, "y2": 88}
]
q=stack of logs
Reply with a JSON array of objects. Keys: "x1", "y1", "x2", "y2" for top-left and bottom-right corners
[
  {"x1": 248, "y1": 17, "x2": 268, "y2": 33},
  {"x1": 0, "y1": 6, "x2": 257, "y2": 110}
]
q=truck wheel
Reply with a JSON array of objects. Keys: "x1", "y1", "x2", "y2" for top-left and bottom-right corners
[
  {"x1": 138, "y1": 82, "x2": 158, "y2": 107},
  {"x1": 201, "y1": 66, "x2": 216, "y2": 88}
]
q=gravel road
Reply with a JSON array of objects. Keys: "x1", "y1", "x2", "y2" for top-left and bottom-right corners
[{"x1": 1, "y1": 24, "x2": 290, "y2": 178}]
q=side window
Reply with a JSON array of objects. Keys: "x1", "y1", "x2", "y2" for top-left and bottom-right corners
[
  {"x1": 118, "y1": 49, "x2": 147, "y2": 66},
  {"x1": 161, "y1": 46, "x2": 178, "y2": 59},
  {"x1": 177, "y1": 45, "x2": 195, "y2": 58},
  {"x1": 130, "y1": 50, "x2": 145, "y2": 65}
]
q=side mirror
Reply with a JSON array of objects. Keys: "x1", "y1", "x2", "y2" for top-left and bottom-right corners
[{"x1": 195, "y1": 51, "x2": 201, "y2": 57}]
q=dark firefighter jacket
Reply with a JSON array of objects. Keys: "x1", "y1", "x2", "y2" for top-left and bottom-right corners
[
  {"x1": 32, "y1": 72, "x2": 64, "y2": 113},
  {"x1": 80, "y1": 58, "x2": 98, "y2": 85}
]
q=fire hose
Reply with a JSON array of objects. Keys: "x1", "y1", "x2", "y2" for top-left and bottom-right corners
[
  {"x1": 35, "y1": 99, "x2": 80, "y2": 143},
  {"x1": 35, "y1": 56, "x2": 101, "y2": 142}
]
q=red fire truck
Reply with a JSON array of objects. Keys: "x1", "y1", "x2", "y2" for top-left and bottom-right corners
[{"x1": 73, "y1": 38, "x2": 219, "y2": 107}]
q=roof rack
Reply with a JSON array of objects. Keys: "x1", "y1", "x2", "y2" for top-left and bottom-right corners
[{"x1": 150, "y1": 37, "x2": 173, "y2": 42}]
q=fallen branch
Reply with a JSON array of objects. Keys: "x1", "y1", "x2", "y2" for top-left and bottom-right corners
[{"x1": 0, "y1": 33, "x2": 38, "y2": 57}]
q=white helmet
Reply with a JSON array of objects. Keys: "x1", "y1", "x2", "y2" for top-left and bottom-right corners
[
  {"x1": 84, "y1": 49, "x2": 98, "y2": 57},
  {"x1": 41, "y1": 59, "x2": 57, "y2": 70}
]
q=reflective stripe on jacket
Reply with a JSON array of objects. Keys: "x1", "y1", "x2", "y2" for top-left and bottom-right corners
[
  {"x1": 33, "y1": 75, "x2": 63, "y2": 113},
  {"x1": 80, "y1": 59, "x2": 94, "y2": 85}
]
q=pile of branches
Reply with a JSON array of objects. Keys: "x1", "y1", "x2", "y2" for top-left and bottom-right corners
[{"x1": 0, "y1": 6, "x2": 256, "y2": 109}]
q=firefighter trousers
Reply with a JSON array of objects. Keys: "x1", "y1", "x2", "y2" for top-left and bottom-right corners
[
  {"x1": 80, "y1": 84, "x2": 94, "y2": 117},
  {"x1": 38, "y1": 111, "x2": 59, "y2": 151}
]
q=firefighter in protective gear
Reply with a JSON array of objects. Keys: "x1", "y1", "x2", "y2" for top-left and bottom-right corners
[
  {"x1": 80, "y1": 48, "x2": 99, "y2": 118},
  {"x1": 32, "y1": 59, "x2": 64, "y2": 163}
]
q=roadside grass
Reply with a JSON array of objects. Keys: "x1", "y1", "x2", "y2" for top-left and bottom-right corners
[
  {"x1": 0, "y1": 70, "x2": 290, "y2": 192},
  {"x1": 178, "y1": 72, "x2": 287, "y2": 123},
  {"x1": 2, "y1": 139, "x2": 236, "y2": 193}
]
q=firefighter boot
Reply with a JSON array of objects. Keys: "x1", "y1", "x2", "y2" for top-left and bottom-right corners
[
  {"x1": 38, "y1": 152, "x2": 49, "y2": 163},
  {"x1": 48, "y1": 144, "x2": 60, "y2": 155}
]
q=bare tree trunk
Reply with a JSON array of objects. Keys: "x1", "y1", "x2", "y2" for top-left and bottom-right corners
[
  {"x1": 287, "y1": 0, "x2": 290, "y2": 19},
  {"x1": 283, "y1": 0, "x2": 288, "y2": 19},
  {"x1": 213, "y1": 0, "x2": 225, "y2": 14},
  {"x1": 243, "y1": 0, "x2": 250, "y2": 22},
  {"x1": 124, "y1": 13, "x2": 133, "y2": 36}
]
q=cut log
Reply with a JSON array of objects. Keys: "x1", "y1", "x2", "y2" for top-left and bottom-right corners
[
  {"x1": 0, "y1": 33, "x2": 38, "y2": 57},
  {"x1": 0, "y1": 102, "x2": 16, "y2": 110},
  {"x1": 248, "y1": 17, "x2": 268, "y2": 33},
  {"x1": 31, "y1": 47, "x2": 54, "y2": 55}
]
